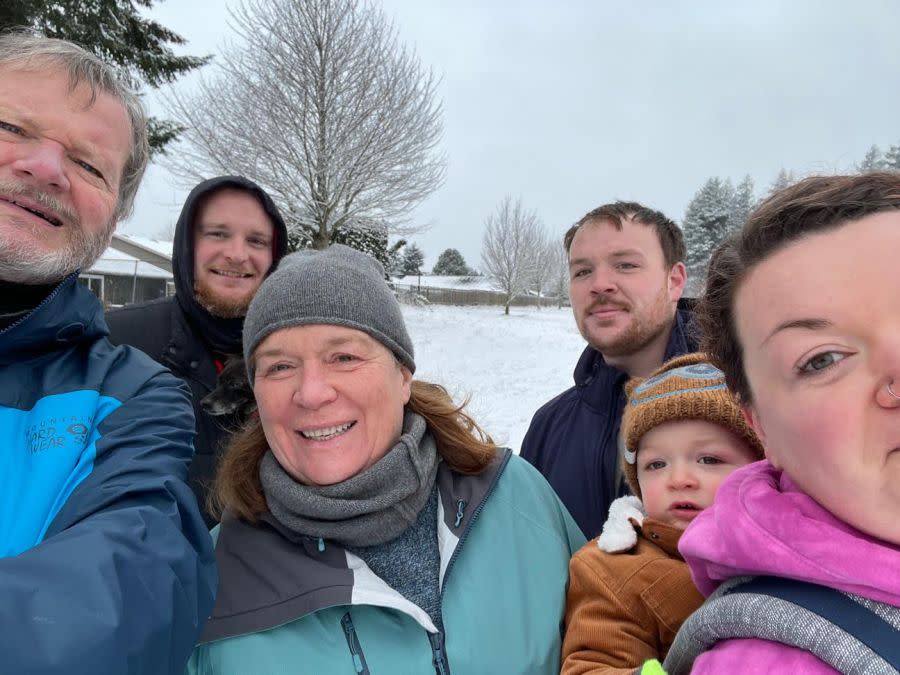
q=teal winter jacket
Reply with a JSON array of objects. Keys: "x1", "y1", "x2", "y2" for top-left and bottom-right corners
[{"x1": 188, "y1": 450, "x2": 585, "y2": 674}]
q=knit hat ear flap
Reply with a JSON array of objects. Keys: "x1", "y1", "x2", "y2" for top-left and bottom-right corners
[{"x1": 620, "y1": 352, "x2": 764, "y2": 500}]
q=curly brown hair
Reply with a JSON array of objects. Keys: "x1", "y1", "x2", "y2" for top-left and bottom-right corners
[{"x1": 698, "y1": 172, "x2": 900, "y2": 404}]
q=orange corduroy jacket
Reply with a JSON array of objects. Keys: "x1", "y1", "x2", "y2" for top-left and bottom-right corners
[{"x1": 562, "y1": 514, "x2": 704, "y2": 675}]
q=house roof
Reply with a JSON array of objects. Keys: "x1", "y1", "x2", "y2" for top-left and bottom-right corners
[
  {"x1": 87, "y1": 247, "x2": 172, "y2": 279},
  {"x1": 107, "y1": 233, "x2": 174, "y2": 273}
]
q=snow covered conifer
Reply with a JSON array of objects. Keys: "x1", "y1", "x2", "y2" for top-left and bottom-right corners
[
  {"x1": 729, "y1": 175, "x2": 755, "y2": 231},
  {"x1": 682, "y1": 177, "x2": 735, "y2": 295},
  {"x1": 768, "y1": 168, "x2": 797, "y2": 195},
  {"x1": 433, "y1": 248, "x2": 471, "y2": 275},
  {"x1": 884, "y1": 144, "x2": 900, "y2": 171},
  {"x1": 857, "y1": 145, "x2": 886, "y2": 172},
  {"x1": 400, "y1": 244, "x2": 426, "y2": 276}
]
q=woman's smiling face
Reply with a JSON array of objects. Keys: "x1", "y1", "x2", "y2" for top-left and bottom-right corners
[
  {"x1": 252, "y1": 324, "x2": 413, "y2": 487},
  {"x1": 735, "y1": 211, "x2": 900, "y2": 545}
]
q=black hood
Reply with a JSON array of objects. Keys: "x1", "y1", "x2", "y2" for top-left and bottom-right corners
[{"x1": 172, "y1": 175, "x2": 289, "y2": 354}]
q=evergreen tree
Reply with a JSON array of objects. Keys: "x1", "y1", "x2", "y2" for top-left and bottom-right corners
[
  {"x1": 1, "y1": 0, "x2": 210, "y2": 156},
  {"x1": 400, "y1": 243, "x2": 425, "y2": 276},
  {"x1": 331, "y1": 224, "x2": 390, "y2": 273},
  {"x1": 432, "y1": 248, "x2": 471, "y2": 275},
  {"x1": 729, "y1": 175, "x2": 755, "y2": 230},
  {"x1": 682, "y1": 177, "x2": 735, "y2": 295},
  {"x1": 885, "y1": 143, "x2": 900, "y2": 171},
  {"x1": 384, "y1": 239, "x2": 407, "y2": 278},
  {"x1": 768, "y1": 168, "x2": 797, "y2": 195},
  {"x1": 857, "y1": 145, "x2": 886, "y2": 172}
]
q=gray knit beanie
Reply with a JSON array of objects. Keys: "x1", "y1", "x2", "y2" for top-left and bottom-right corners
[{"x1": 243, "y1": 244, "x2": 415, "y2": 380}]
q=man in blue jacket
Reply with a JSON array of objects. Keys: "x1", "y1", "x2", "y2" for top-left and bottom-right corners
[
  {"x1": 0, "y1": 32, "x2": 216, "y2": 673},
  {"x1": 520, "y1": 201, "x2": 697, "y2": 538}
]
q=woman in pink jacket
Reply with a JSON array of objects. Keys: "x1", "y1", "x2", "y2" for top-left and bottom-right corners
[{"x1": 664, "y1": 172, "x2": 900, "y2": 674}]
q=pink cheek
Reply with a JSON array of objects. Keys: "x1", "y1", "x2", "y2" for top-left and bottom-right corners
[{"x1": 767, "y1": 399, "x2": 847, "y2": 465}]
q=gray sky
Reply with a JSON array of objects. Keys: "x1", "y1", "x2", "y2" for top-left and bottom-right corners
[{"x1": 123, "y1": 0, "x2": 900, "y2": 270}]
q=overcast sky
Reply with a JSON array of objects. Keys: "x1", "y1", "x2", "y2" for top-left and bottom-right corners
[{"x1": 123, "y1": 0, "x2": 900, "y2": 269}]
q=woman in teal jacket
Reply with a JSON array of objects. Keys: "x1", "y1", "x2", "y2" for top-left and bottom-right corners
[{"x1": 187, "y1": 245, "x2": 584, "y2": 675}]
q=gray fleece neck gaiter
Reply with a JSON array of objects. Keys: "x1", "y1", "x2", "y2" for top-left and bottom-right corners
[{"x1": 259, "y1": 410, "x2": 439, "y2": 547}]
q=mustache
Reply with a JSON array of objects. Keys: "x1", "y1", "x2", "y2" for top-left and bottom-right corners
[
  {"x1": 586, "y1": 296, "x2": 629, "y2": 313},
  {"x1": 0, "y1": 179, "x2": 80, "y2": 226}
]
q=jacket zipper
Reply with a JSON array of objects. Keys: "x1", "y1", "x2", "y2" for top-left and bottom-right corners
[
  {"x1": 341, "y1": 612, "x2": 371, "y2": 675},
  {"x1": 453, "y1": 499, "x2": 467, "y2": 528},
  {"x1": 429, "y1": 450, "x2": 513, "y2": 675},
  {"x1": 1, "y1": 272, "x2": 73, "y2": 336},
  {"x1": 429, "y1": 631, "x2": 449, "y2": 675}
]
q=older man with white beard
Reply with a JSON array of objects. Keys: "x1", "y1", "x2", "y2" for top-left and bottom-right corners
[
  {"x1": 520, "y1": 201, "x2": 698, "y2": 539},
  {"x1": 0, "y1": 32, "x2": 215, "y2": 674}
]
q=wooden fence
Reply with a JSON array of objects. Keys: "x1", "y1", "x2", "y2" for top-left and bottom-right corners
[{"x1": 391, "y1": 282, "x2": 563, "y2": 308}]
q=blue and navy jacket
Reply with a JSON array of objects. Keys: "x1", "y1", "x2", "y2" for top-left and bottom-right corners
[
  {"x1": 0, "y1": 274, "x2": 217, "y2": 674},
  {"x1": 520, "y1": 301, "x2": 697, "y2": 539}
]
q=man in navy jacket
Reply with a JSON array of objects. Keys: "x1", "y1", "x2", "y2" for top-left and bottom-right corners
[
  {"x1": 521, "y1": 202, "x2": 697, "y2": 538},
  {"x1": 0, "y1": 33, "x2": 216, "y2": 673}
]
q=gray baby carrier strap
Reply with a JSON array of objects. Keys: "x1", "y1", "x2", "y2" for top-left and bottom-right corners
[{"x1": 663, "y1": 576, "x2": 900, "y2": 675}]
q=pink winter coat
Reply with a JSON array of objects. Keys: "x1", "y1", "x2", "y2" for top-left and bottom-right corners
[{"x1": 678, "y1": 460, "x2": 900, "y2": 674}]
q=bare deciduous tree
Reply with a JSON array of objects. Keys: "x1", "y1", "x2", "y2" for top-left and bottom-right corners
[
  {"x1": 163, "y1": 0, "x2": 445, "y2": 248},
  {"x1": 540, "y1": 231, "x2": 570, "y2": 309},
  {"x1": 481, "y1": 196, "x2": 542, "y2": 315},
  {"x1": 528, "y1": 228, "x2": 558, "y2": 310}
]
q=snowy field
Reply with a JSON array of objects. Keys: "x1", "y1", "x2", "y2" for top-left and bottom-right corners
[{"x1": 401, "y1": 304, "x2": 586, "y2": 453}]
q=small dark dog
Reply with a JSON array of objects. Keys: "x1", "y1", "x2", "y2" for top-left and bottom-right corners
[{"x1": 201, "y1": 355, "x2": 257, "y2": 427}]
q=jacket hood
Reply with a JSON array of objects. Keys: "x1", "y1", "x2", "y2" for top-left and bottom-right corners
[
  {"x1": 679, "y1": 460, "x2": 900, "y2": 607},
  {"x1": 172, "y1": 175, "x2": 289, "y2": 354}
]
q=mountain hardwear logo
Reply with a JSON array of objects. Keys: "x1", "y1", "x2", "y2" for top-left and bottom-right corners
[{"x1": 26, "y1": 416, "x2": 93, "y2": 454}]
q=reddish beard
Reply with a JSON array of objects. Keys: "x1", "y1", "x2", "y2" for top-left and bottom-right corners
[
  {"x1": 582, "y1": 286, "x2": 674, "y2": 357},
  {"x1": 193, "y1": 278, "x2": 254, "y2": 318}
]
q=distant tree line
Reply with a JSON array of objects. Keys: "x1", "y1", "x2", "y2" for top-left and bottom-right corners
[
  {"x1": 680, "y1": 143, "x2": 900, "y2": 295},
  {"x1": 395, "y1": 139, "x2": 900, "y2": 308}
]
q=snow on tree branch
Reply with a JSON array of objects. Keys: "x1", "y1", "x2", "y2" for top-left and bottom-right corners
[
  {"x1": 162, "y1": 0, "x2": 445, "y2": 249},
  {"x1": 481, "y1": 196, "x2": 543, "y2": 315}
]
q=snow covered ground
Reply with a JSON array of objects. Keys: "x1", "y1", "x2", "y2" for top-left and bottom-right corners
[{"x1": 401, "y1": 304, "x2": 585, "y2": 453}]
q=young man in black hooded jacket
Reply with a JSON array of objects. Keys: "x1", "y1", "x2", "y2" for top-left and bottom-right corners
[{"x1": 107, "y1": 176, "x2": 288, "y2": 526}]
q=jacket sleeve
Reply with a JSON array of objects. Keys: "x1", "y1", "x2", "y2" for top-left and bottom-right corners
[
  {"x1": 562, "y1": 550, "x2": 658, "y2": 675},
  {"x1": 0, "y1": 369, "x2": 217, "y2": 674},
  {"x1": 519, "y1": 407, "x2": 544, "y2": 465},
  {"x1": 691, "y1": 638, "x2": 840, "y2": 674}
]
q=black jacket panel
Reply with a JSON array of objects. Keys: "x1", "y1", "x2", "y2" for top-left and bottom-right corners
[
  {"x1": 106, "y1": 297, "x2": 239, "y2": 526},
  {"x1": 106, "y1": 177, "x2": 289, "y2": 527}
]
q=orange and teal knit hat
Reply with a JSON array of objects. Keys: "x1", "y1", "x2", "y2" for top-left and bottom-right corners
[{"x1": 621, "y1": 353, "x2": 764, "y2": 498}]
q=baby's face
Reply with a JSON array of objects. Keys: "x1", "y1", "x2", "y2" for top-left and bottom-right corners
[{"x1": 636, "y1": 419, "x2": 758, "y2": 529}]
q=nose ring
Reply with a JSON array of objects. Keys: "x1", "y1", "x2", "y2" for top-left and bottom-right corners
[{"x1": 888, "y1": 381, "x2": 900, "y2": 401}]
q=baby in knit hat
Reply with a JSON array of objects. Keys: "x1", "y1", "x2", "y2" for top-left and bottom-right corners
[{"x1": 561, "y1": 353, "x2": 764, "y2": 675}]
